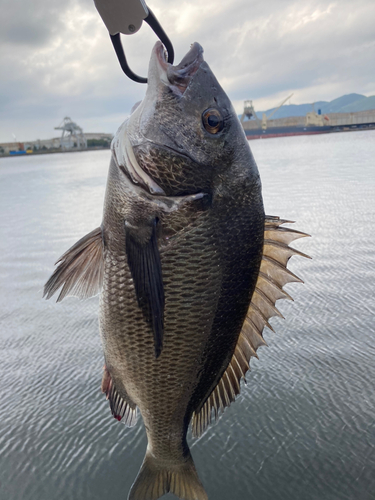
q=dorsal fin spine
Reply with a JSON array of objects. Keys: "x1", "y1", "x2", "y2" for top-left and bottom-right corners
[
  {"x1": 235, "y1": 344, "x2": 250, "y2": 374},
  {"x1": 220, "y1": 379, "x2": 230, "y2": 406},
  {"x1": 253, "y1": 287, "x2": 284, "y2": 318},
  {"x1": 211, "y1": 393, "x2": 218, "y2": 419},
  {"x1": 261, "y1": 256, "x2": 303, "y2": 285},
  {"x1": 224, "y1": 371, "x2": 236, "y2": 400},
  {"x1": 250, "y1": 303, "x2": 275, "y2": 332},
  {"x1": 264, "y1": 239, "x2": 311, "y2": 260},
  {"x1": 258, "y1": 272, "x2": 294, "y2": 301},
  {"x1": 229, "y1": 364, "x2": 241, "y2": 394},
  {"x1": 232, "y1": 352, "x2": 246, "y2": 380},
  {"x1": 243, "y1": 318, "x2": 265, "y2": 351}
]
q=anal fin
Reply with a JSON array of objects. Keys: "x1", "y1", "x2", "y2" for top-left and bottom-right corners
[
  {"x1": 125, "y1": 218, "x2": 164, "y2": 358},
  {"x1": 101, "y1": 366, "x2": 138, "y2": 426}
]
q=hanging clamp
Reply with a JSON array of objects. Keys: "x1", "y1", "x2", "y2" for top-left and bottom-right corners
[{"x1": 94, "y1": 0, "x2": 174, "y2": 83}]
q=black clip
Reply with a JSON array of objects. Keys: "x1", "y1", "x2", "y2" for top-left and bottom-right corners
[{"x1": 110, "y1": 8, "x2": 174, "y2": 84}]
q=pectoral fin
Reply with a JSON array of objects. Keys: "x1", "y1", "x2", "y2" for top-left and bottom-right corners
[
  {"x1": 125, "y1": 218, "x2": 164, "y2": 358},
  {"x1": 44, "y1": 227, "x2": 104, "y2": 301},
  {"x1": 121, "y1": 169, "x2": 205, "y2": 358}
]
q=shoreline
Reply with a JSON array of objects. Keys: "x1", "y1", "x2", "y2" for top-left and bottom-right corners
[{"x1": 0, "y1": 146, "x2": 110, "y2": 160}]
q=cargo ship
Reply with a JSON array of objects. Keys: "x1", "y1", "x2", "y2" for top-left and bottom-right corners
[
  {"x1": 245, "y1": 123, "x2": 332, "y2": 139},
  {"x1": 241, "y1": 97, "x2": 375, "y2": 139}
]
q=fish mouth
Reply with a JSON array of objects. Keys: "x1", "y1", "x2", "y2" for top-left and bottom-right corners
[{"x1": 155, "y1": 41, "x2": 204, "y2": 94}]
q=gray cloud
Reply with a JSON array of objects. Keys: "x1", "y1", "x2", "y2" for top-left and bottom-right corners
[
  {"x1": 0, "y1": 0, "x2": 74, "y2": 46},
  {"x1": 0, "y1": 0, "x2": 374, "y2": 142}
]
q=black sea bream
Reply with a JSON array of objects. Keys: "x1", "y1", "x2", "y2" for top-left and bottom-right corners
[{"x1": 45, "y1": 41, "x2": 309, "y2": 500}]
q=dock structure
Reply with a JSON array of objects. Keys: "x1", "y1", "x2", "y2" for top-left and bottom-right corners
[
  {"x1": 0, "y1": 132, "x2": 113, "y2": 155},
  {"x1": 326, "y1": 110, "x2": 375, "y2": 129},
  {"x1": 241, "y1": 102, "x2": 375, "y2": 139},
  {"x1": 243, "y1": 109, "x2": 375, "y2": 131}
]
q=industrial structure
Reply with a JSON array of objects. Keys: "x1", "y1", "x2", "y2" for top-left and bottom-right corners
[
  {"x1": 241, "y1": 98, "x2": 375, "y2": 139},
  {"x1": 241, "y1": 95, "x2": 293, "y2": 130},
  {"x1": 55, "y1": 117, "x2": 87, "y2": 149},
  {"x1": 0, "y1": 131, "x2": 112, "y2": 155},
  {"x1": 240, "y1": 100, "x2": 258, "y2": 123}
]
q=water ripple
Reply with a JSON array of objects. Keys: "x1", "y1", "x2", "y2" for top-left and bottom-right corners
[{"x1": 1, "y1": 135, "x2": 375, "y2": 499}]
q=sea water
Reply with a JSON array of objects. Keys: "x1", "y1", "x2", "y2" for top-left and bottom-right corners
[{"x1": 0, "y1": 130, "x2": 374, "y2": 500}]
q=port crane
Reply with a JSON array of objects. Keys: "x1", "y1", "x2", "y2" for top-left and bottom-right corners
[
  {"x1": 261, "y1": 94, "x2": 293, "y2": 130},
  {"x1": 55, "y1": 117, "x2": 87, "y2": 150},
  {"x1": 240, "y1": 94, "x2": 293, "y2": 130},
  {"x1": 240, "y1": 100, "x2": 262, "y2": 125}
]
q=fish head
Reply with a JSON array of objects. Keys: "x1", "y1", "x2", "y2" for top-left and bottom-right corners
[{"x1": 113, "y1": 42, "x2": 259, "y2": 197}]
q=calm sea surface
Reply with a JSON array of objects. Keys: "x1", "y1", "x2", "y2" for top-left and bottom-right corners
[{"x1": 0, "y1": 131, "x2": 374, "y2": 500}]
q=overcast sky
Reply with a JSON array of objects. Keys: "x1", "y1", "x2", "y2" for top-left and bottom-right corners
[{"x1": 1, "y1": 0, "x2": 374, "y2": 142}]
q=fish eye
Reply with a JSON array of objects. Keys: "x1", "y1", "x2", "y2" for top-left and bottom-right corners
[{"x1": 202, "y1": 108, "x2": 224, "y2": 134}]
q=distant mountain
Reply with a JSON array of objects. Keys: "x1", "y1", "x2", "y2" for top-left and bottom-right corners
[
  {"x1": 255, "y1": 101, "x2": 328, "y2": 120},
  {"x1": 319, "y1": 93, "x2": 366, "y2": 113},
  {"x1": 247, "y1": 93, "x2": 375, "y2": 120},
  {"x1": 339, "y1": 95, "x2": 375, "y2": 113}
]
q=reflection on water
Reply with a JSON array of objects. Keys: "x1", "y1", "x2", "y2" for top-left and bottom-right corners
[{"x1": 0, "y1": 132, "x2": 374, "y2": 500}]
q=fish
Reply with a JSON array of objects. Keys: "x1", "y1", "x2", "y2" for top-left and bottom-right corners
[{"x1": 44, "y1": 41, "x2": 309, "y2": 500}]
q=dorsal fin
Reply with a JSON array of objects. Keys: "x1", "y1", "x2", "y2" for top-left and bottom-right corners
[{"x1": 191, "y1": 216, "x2": 310, "y2": 437}]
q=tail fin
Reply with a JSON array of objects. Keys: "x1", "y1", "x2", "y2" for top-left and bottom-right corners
[{"x1": 128, "y1": 450, "x2": 208, "y2": 500}]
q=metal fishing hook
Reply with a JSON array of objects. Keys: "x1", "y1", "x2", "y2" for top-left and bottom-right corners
[{"x1": 110, "y1": 8, "x2": 174, "y2": 83}]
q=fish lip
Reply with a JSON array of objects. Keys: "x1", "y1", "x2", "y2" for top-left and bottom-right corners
[
  {"x1": 155, "y1": 41, "x2": 204, "y2": 93},
  {"x1": 155, "y1": 40, "x2": 169, "y2": 71}
]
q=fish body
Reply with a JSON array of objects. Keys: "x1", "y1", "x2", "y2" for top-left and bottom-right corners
[{"x1": 45, "y1": 42, "x2": 308, "y2": 500}]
